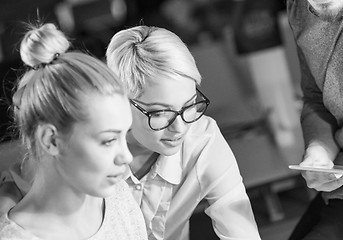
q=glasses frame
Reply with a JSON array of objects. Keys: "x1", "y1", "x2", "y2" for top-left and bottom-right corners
[{"x1": 130, "y1": 88, "x2": 210, "y2": 131}]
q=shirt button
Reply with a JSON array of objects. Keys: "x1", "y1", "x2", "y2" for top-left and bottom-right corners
[{"x1": 135, "y1": 185, "x2": 142, "y2": 190}]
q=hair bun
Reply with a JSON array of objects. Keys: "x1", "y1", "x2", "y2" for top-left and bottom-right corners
[{"x1": 20, "y1": 23, "x2": 70, "y2": 68}]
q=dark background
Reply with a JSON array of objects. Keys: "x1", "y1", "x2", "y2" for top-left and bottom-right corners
[{"x1": 0, "y1": 0, "x2": 287, "y2": 143}]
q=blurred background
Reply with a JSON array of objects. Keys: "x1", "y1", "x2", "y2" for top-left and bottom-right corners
[{"x1": 0, "y1": 0, "x2": 316, "y2": 239}]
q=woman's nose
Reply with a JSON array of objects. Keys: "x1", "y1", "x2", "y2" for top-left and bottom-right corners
[
  {"x1": 115, "y1": 141, "x2": 133, "y2": 165},
  {"x1": 168, "y1": 115, "x2": 187, "y2": 133}
]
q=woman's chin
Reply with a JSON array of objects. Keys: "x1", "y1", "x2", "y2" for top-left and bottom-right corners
[{"x1": 158, "y1": 145, "x2": 182, "y2": 156}]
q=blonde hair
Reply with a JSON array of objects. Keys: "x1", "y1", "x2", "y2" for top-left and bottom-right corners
[
  {"x1": 13, "y1": 22, "x2": 125, "y2": 161},
  {"x1": 106, "y1": 25, "x2": 201, "y2": 98}
]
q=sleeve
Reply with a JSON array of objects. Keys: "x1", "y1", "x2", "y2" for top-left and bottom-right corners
[
  {"x1": 196, "y1": 120, "x2": 261, "y2": 240},
  {"x1": 0, "y1": 161, "x2": 31, "y2": 199},
  {"x1": 0, "y1": 139, "x2": 32, "y2": 197},
  {"x1": 297, "y1": 43, "x2": 340, "y2": 160},
  {"x1": 287, "y1": 0, "x2": 340, "y2": 160}
]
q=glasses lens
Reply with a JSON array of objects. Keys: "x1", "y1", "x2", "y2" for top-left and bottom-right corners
[
  {"x1": 149, "y1": 111, "x2": 177, "y2": 130},
  {"x1": 148, "y1": 101, "x2": 208, "y2": 130},
  {"x1": 183, "y1": 102, "x2": 208, "y2": 122}
]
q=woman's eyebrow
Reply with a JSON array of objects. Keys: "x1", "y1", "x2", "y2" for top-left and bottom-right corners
[
  {"x1": 99, "y1": 129, "x2": 122, "y2": 134},
  {"x1": 135, "y1": 93, "x2": 197, "y2": 108}
]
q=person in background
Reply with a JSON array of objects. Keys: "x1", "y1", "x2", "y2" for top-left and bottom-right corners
[
  {"x1": 0, "y1": 22, "x2": 147, "y2": 240},
  {"x1": 287, "y1": 0, "x2": 343, "y2": 239},
  {"x1": 0, "y1": 25, "x2": 261, "y2": 240}
]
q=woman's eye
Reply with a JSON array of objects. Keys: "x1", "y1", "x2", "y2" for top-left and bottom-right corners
[
  {"x1": 102, "y1": 138, "x2": 118, "y2": 146},
  {"x1": 152, "y1": 112, "x2": 165, "y2": 117}
]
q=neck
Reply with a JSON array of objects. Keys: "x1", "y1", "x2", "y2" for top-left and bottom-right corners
[
  {"x1": 10, "y1": 165, "x2": 103, "y2": 240},
  {"x1": 126, "y1": 131, "x2": 160, "y2": 178},
  {"x1": 127, "y1": 130, "x2": 153, "y2": 157},
  {"x1": 131, "y1": 152, "x2": 159, "y2": 180},
  {"x1": 29, "y1": 177, "x2": 92, "y2": 213}
]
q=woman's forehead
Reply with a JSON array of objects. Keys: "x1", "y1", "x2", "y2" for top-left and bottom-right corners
[
  {"x1": 143, "y1": 76, "x2": 195, "y2": 93},
  {"x1": 138, "y1": 77, "x2": 196, "y2": 105}
]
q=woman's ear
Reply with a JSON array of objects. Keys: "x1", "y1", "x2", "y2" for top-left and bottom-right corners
[{"x1": 36, "y1": 124, "x2": 59, "y2": 156}]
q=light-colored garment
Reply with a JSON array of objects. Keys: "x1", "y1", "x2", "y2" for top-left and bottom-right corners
[
  {"x1": 0, "y1": 116, "x2": 260, "y2": 240},
  {"x1": 125, "y1": 116, "x2": 261, "y2": 240},
  {"x1": 0, "y1": 180, "x2": 147, "y2": 240}
]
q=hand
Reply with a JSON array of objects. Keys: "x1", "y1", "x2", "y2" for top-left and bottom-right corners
[
  {"x1": 322, "y1": 153, "x2": 343, "y2": 202},
  {"x1": 300, "y1": 144, "x2": 343, "y2": 192}
]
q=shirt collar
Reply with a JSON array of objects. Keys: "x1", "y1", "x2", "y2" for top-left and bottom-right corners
[
  {"x1": 154, "y1": 150, "x2": 183, "y2": 185},
  {"x1": 124, "y1": 167, "x2": 140, "y2": 184},
  {"x1": 124, "y1": 150, "x2": 183, "y2": 185}
]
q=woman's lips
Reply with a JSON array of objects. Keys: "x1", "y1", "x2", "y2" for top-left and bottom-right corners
[
  {"x1": 161, "y1": 136, "x2": 183, "y2": 147},
  {"x1": 108, "y1": 167, "x2": 127, "y2": 181},
  {"x1": 107, "y1": 173, "x2": 124, "y2": 184}
]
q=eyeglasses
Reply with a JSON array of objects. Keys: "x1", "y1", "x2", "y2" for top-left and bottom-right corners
[{"x1": 130, "y1": 88, "x2": 210, "y2": 131}]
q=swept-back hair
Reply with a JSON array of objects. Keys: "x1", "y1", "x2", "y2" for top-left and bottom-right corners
[{"x1": 106, "y1": 25, "x2": 201, "y2": 98}]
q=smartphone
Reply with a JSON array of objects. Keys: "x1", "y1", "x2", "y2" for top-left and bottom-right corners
[{"x1": 289, "y1": 164, "x2": 343, "y2": 174}]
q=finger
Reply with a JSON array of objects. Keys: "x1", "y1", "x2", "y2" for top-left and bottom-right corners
[
  {"x1": 301, "y1": 171, "x2": 337, "y2": 184},
  {"x1": 312, "y1": 177, "x2": 343, "y2": 192},
  {"x1": 299, "y1": 159, "x2": 316, "y2": 167},
  {"x1": 302, "y1": 171, "x2": 338, "y2": 190}
]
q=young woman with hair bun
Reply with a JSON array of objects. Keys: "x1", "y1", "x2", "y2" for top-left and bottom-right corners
[{"x1": 0, "y1": 22, "x2": 147, "y2": 240}]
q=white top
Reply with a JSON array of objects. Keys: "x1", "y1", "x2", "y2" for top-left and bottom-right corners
[
  {"x1": 0, "y1": 180, "x2": 147, "y2": 240},
  {"x1": 125, "y1": 116, "x2": 261, "y2": 240}
]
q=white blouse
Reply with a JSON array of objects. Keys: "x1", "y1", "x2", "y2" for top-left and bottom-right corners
[{"x1": 125, "y1": 116, "x2": 261, "y2": 240}]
